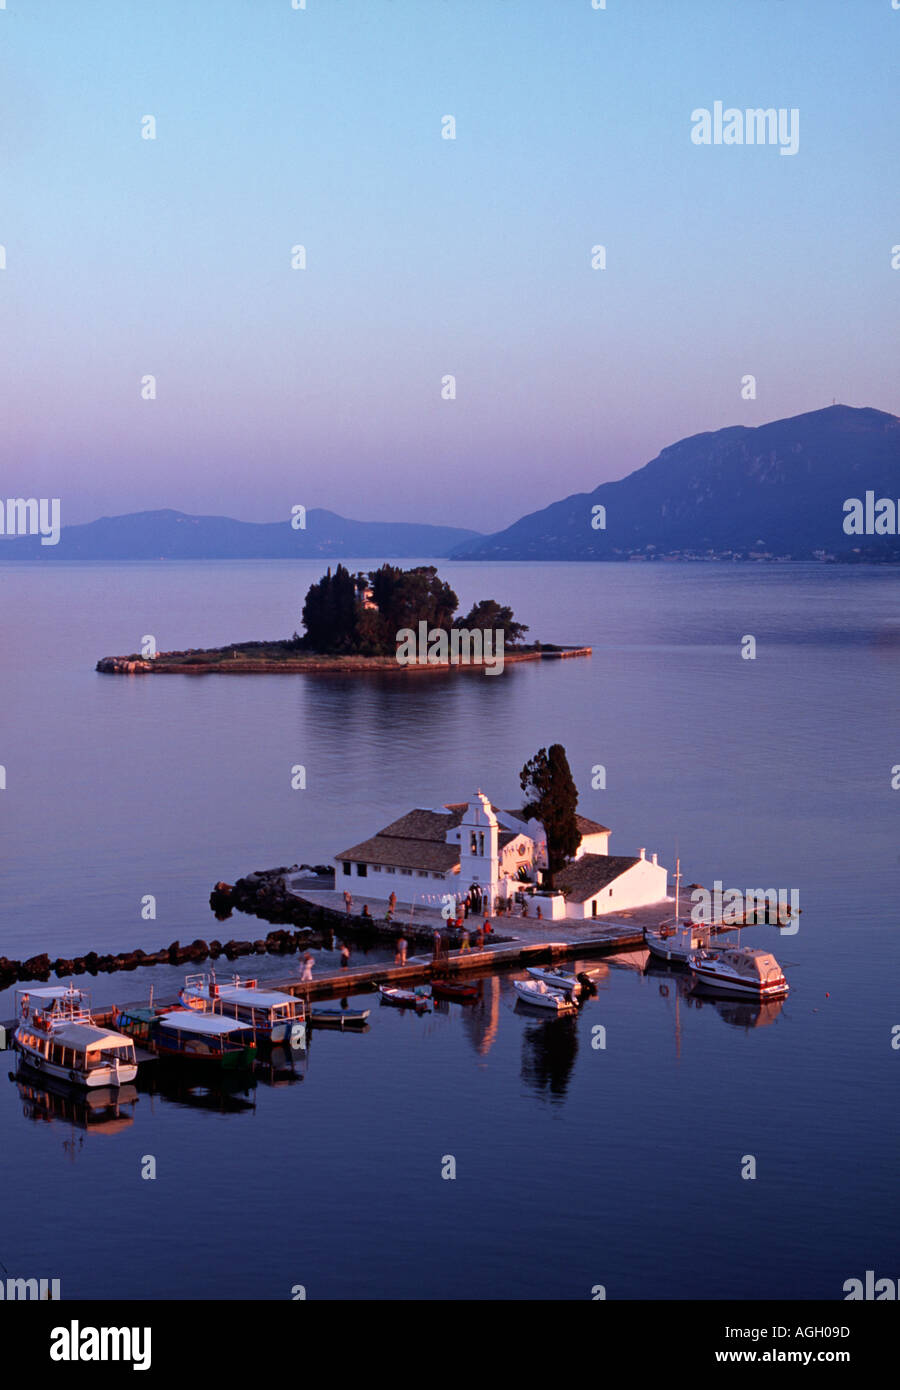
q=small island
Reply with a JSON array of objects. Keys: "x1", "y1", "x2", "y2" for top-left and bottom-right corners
[{"x1": 96, "y1": 564, "x2": 591, "y2": 674}]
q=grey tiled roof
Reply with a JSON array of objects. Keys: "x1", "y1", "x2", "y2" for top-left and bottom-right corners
[{"x1": 554, "y1": 854, "x2": 640, "y2": 903}]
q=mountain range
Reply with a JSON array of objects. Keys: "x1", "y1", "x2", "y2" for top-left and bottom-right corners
[
  {"x1": 449, "y1": 405, "x2": 900, "y2": 561},
  {"x1": 0, "y1": 508, "x2": 481, "y2": 560},
  {"x1": 2, "y1": 406, "x2": 897, "y2": 563}
]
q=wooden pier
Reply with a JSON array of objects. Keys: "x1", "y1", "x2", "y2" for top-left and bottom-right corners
[{"x1": 234, "y1": 923, "x2": 644, "y2": 1003}]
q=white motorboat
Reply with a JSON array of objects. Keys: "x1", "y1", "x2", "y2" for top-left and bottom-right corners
[
  {"x1": 13, "y1": 986, "x2": 138, "y2": 1088},
  {"x1": 525, "y1": 965, "x2": 582, "y2": 997},
  {"x1": 513, "y1": 978, "x2": 577, "y2": 1014},
  {"x1": 180, "y1": 974, "x2": 306, "y2": 1049},
  {"x1": 688, "y1": 946, "x2": 789, "y2": 999}
]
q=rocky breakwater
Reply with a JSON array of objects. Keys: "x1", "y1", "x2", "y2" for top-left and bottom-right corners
[
  {"x1": 212, "y1": 865, "x2": 512, "y2": 952},
  {"x1": 96, "y1": 656, "x2": 153, "y2": 673},
  {"x1": 0, "y1": 926, "x2": 327, "y2": 993}
]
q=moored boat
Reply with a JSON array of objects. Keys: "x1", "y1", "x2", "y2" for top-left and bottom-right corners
[
  {"x1": 525, "y1": 965, "x2": 582, "y2": 998},
  {"x1": 309, "y1": 1007, "x2": 371, "y2": 1029},
  {"x1": 513, "y1": 978, "x2": 577, "y2": 1014},
  {"x1": 379, "y1": 986, "x2": 431, "y2": 1009},
  {"x1": 645, "y1": 921, "x2": 714, "y2": 965},
  {"x1": 180, "y1": 974, "x2": 306, "y2": 1049},
  {"x1": 114, "y1": 1004, "x2": 257, "y2": 1069},
  {"x1": 688, "y1": 946, "x2": 789, "y2": 999},
  {"x1": 431, "y1": 979, "x2": 479, "y2": 1002},
  {"x1": 13, "y1": 986, "x2": 138, "y2": 1089}
]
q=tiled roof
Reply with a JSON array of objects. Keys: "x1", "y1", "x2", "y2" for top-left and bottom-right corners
[
  {"x1": 575, "y1": 813, "x2": 611, "y2": 836},
  {"x1": 554, "y1": 854, "x2": 641, "y2": 903},
  {"x1": 336, "y1": 834, "x2": 460, "y2": 873},
  {"x1": 378, "y1": 808, "x2": 464, "y2": 841}
]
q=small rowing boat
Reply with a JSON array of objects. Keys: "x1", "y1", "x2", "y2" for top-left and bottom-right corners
[
  {"x1": 379, "y1": 986, "x2": 431, "y2": 1010},
  {"x1": 309, "y1": 1008, "x2": 370, "y2": 1029},
  {"x1": 431, "y1": 980, "x2": 479, "y2": 1002}
]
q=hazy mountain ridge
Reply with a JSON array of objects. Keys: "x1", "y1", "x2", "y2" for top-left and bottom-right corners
[
  {"x1": 0, "y1": 507, "x2": 482, "y2": 560},
  {"x1": 450, "y1": 406, "x2": 900, "y2": 560}
]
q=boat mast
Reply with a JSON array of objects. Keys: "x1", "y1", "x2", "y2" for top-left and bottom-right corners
[{"x1": 674, "y1": 856, "x2": 681, "y2": 923}]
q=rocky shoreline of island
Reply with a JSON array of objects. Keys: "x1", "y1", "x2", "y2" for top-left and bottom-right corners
[{"x1": 95, "y1": 641, "x2": 591, "y2": 674}]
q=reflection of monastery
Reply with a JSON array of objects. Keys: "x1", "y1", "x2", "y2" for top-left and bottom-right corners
[{"x1": 335, "y1": 790, "x2": 668, "y2": 920}]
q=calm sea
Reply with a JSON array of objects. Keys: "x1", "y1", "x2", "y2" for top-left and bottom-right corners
[{"x1": 0, "y1": 559, "x2": 897, "y2": 1300}]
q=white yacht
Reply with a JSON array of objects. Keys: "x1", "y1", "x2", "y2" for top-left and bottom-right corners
[
  {"x1": 13, "y1": 986, "x2": 138, "y2": 1088},
  {"x1": 688, "y1": 947, "x2": 789, "y2": 999}
]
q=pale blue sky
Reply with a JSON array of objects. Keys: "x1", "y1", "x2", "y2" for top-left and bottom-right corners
[{"x1": 1, "y1": 0, "x2": 897, "y2": 528}]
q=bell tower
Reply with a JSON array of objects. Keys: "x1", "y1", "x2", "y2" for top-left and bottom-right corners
[{"x1": 455, "y1": 791, "x2": 500, "y2": 904}]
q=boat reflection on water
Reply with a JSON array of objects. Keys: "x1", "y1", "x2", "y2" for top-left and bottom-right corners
[
  {"x1": 692, "y1": 992, "x2": 785, "y2": 1030},
  {"x1": 11, "y1": 1067, "x2": 138, "y2": 1135},
  {"x1": 255, "y1": 1046, "x2": 305, "y2": 1087},
  {"x1": 646, "y1": 957, "x2": 786, "y2": 1030},
  {"x1": 516, "y1": 986, "x2": 580, "y2": 1101},
  {"x1": 136, "y1": 1064, "x2": 257, "y2": 1114}
]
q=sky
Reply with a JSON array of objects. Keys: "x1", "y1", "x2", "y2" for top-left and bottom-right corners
[{"x1": 1, "y1": 0, "x2": 898, "y2": 530}]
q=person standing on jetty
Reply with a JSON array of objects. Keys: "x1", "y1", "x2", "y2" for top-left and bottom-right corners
[
  {"x1": 343, "y1": 890, "x2": 352, "y2": 914},
  {"x1": 389, "y1": 891, "x2": 397, "y2": 916},
  {"x1": 396, "y1": 935, "x2": 408, "y2": 966},
  {"x1": 340, "y1": 943, "x2": 351, "y2": 969},
  {"x1": 300, "y1": 951, "x2": 314, "y2": 982}
]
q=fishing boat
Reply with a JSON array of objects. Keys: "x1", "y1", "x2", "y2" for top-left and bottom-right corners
[
  {"x1": 309, "y1": 1007, "x2": 370, "y2": 1029},
  {"x1": 645, "y1": 921, "x2": 714, "y2": 965},
  {"x1": 180, "y1": 974, "x2": 306, "y2": 1049},
  {"x1": 644, "y1": 857, "x2": 715, "y2": 965},
  {"x1": 513, "y1": 978, "x2": 577, "y2": 1014},
  {"x1": 114, "y1": 1004, "x2": 257, "y2": 1069},
  {"x1": 13, "y1": 986, "x2": 138, "y2": 1089},
  {"x1": 379, "y1": 986, "x2": 431, "y2": 1009},
  {"x1": 525, "y1": 965, "x2": 582, "y2": 998},
  {"x1": 431, "y1": 979, "x2": 479, "y2": 1002},
  {"x1": 688, "y1": 946, "x2": 789, "y2": 999}
]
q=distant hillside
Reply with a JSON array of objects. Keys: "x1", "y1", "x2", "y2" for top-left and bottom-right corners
[
  {"x1": 450, "y1": 406, "x2": 900, "y2": 561},
  {"x1": 0, "y1": 508, "x2": 481, "y2": 561}
]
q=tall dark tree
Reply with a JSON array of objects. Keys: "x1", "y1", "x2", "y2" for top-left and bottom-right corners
[
  {"x1": 519, "y1": 744, "x2": 580, "y2": 887},
  {"x1": 300, "y1": 564, "x2": 359, "y2": 652},
  {"x1": 454, "y1": 598, "x2": 528, "y2": 646},
  {"x1": 370, "y1": 564, "x2": 458, "y2": 638}
]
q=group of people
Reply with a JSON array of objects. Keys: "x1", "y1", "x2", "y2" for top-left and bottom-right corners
[{"x1": 304, "y1": 877, "x2": 549, "y2": 987}]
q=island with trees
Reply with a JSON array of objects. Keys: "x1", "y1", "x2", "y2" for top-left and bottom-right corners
[{"x1": 96, "y1": 563, "x2": 590, "y2": 674}]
